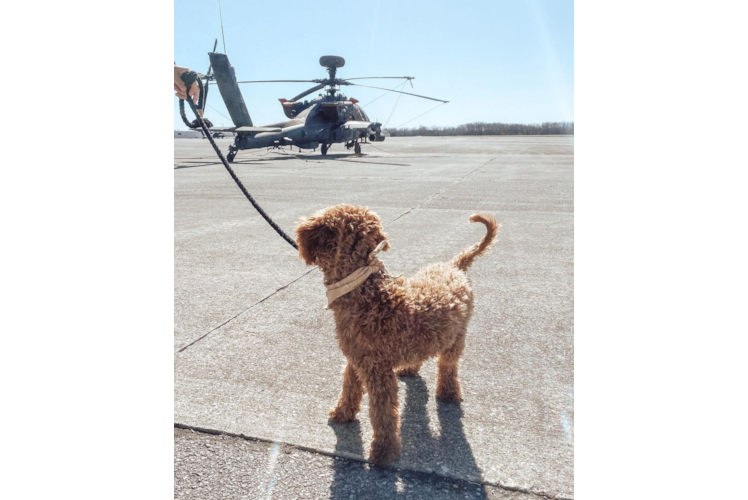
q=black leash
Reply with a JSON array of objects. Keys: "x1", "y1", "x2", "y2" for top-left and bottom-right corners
[
  {"x1": 178, "y1": 77, "x2": 214, "y2": 130},
  {"x1": 179, "y1": 71, "x2": 298, "y2": 250}
]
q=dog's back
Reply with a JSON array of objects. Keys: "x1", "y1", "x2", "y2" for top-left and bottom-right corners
[{"x1": 401, "y1": 263, "x2": 474, "y2": 356}]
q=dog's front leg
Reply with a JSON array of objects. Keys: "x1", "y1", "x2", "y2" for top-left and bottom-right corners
[
  {"x1": 329, "y1": 362, "x2": 364, "y2": 424},
  {"x1": 358, "y1": 366, "x2": 402, "y2": 466}
]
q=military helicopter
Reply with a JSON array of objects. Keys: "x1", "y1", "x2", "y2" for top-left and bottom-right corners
[{"x1": 199, "y1": 52, "x2": 448, "y2": 162}]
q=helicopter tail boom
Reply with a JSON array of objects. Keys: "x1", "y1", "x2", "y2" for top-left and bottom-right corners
[{"x1": 208, "y1": 52, "x2": 253, "y2": 127}]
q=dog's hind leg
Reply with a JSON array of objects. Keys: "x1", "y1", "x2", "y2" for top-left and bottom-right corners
[
  {"x1": 396, "y1": 361, "x2": 423, "y2": 377},
  {"x1": 358, "y1": 366, "x2": 402, "y2": 466},
  {"x1": 436, "y1": 330, "x2": 466, "y2": 403},
  {"x1": 329, "y1": 362, "x2": 364, "y2": 424}
]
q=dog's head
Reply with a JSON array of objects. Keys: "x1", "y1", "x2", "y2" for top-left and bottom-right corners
[{"x1": 295, "y1": 205, "x2": 390, "y2": 275}]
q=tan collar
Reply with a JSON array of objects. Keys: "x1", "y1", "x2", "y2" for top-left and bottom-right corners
[{"x1": 324, "y1": 240, "x2": 390, "y2": 308}]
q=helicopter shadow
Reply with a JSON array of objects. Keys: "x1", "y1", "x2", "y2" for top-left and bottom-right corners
[
  {"x1": 173, "y1": 152, "x2": 374, "y2": 169},
  {"x1": 238, "y1": 152, "x2": 367, "y2": 161},
  {"x1": 328, "y1": 375, "x2": 488, "y2": 499}
]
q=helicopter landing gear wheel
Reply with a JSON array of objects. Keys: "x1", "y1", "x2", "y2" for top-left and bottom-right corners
[
  {"x1": 354, "y1": 143, "x2": 361, "y2": 155},
  {"x1": 227, "y1": 150, "x2": 237, "y2": 163},
  {"x1": 321, "y1": 144, "x2": 329, "y2": 155}
]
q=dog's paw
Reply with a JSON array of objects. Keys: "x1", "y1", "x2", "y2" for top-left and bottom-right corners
[
  {"x1": 369, "y1": 438, "x2": 402, "y2": 466},
  {"x1": 329, "y1": 406, "x2": 357, "y2": 424},
  {"x1": 395, "y1": 367, "x2": 419, "y2": 377}
]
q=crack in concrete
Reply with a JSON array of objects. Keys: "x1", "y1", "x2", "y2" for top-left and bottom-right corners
[
  {"x1": 175, "y1": 268, "x2": 318, "y2": 354},
  {"x1": 334, "y1": 158, "x2": 412, "y2": 167},
  {"x1": 174, "y1": 423, "x2": 573, "y2": 500},
  {"x1": 387, "y1": 157, "x2": 497, "y2": 226},
  {"x1": 174, "y1": 162, "x2": 220, "y2": 169}
]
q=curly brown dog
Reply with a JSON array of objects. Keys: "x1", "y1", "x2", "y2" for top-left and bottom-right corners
[{"x1": 295, "y1": 204, "x2": 498, "y2": 466}]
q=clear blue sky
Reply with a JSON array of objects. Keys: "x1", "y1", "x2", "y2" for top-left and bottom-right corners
[{"x1": 174, "y1": 0, "x2": 573, "y2": 130}]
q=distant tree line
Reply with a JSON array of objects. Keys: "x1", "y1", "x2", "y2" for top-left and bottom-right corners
[{"x1": 385, "y1": 121, "x2": 574, "y2": 137}]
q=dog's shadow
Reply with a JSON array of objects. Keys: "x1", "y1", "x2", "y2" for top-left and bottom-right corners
[{"x1": 328, "y1": 376, "x2": 488, "y2": 498}]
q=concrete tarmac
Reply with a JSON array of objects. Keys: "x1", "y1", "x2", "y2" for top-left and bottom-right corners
[{"x1": 174, "y1": 136, "x2": 574, "y2": 499}]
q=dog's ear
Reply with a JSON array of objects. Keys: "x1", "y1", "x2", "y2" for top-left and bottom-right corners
[
  {"x1": 372, "y1": 223, "x2": 390, "y2": 252},
  {"x1": 364, "y1": 209, "x2": 390, "y2": 252},
  {"x1": 295, "y1": 218, "x2": 334, "y2": 265}
]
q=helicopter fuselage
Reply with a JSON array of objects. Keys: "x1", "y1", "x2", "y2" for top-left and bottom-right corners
[{"x1": 230, "y1": 93, "x2": 384, "y2": 154}]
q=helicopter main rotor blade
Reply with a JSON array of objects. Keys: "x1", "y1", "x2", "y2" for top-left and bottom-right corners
[
  {"x1": 290, "y1": 83, "x2": 326, "y2": 102},
  {"x1": 343, "y1": 76, "x2": 414, "y2": 81},
  {"x1": 236, "y1": 79, "x2": 318, "y2": 84},
  {"x1": 345, "y1": 82, "x2": 448, "y2": 103}
]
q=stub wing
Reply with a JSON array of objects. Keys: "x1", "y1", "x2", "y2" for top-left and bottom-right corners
[
  {"x1": 207, "y1": 126, "x2": 283, "y2": 133},
  {"x1": 342, "y1": 121, "x2": 373, "y2": 130},
  {"x1": 236, "y1": 126, "x2": 283, "y2": 133}
]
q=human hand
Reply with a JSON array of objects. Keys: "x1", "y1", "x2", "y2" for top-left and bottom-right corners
[{"x1": 174, "y1": 64, "x2": 199, "y2": 104}]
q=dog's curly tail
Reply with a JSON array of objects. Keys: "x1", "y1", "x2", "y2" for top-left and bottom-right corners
[{"x1": 452, "y1": 213, "x2": 499, "y2": 271}]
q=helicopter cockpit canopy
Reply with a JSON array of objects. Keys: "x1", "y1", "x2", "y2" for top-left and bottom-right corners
[{"x1": 314, "y1": 98, "x2": 369, "y2": 123}]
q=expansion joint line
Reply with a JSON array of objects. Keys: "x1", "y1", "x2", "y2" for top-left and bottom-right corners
[
  {"x1": 388, "y1": 156, "x2": 497, "y2": 226},
  {"x1": 174, "y1": 423, "x2": 573, "y2": 500},
  {"x1": 175, "y1": 268, "x2": 317, "y2": 354}
]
